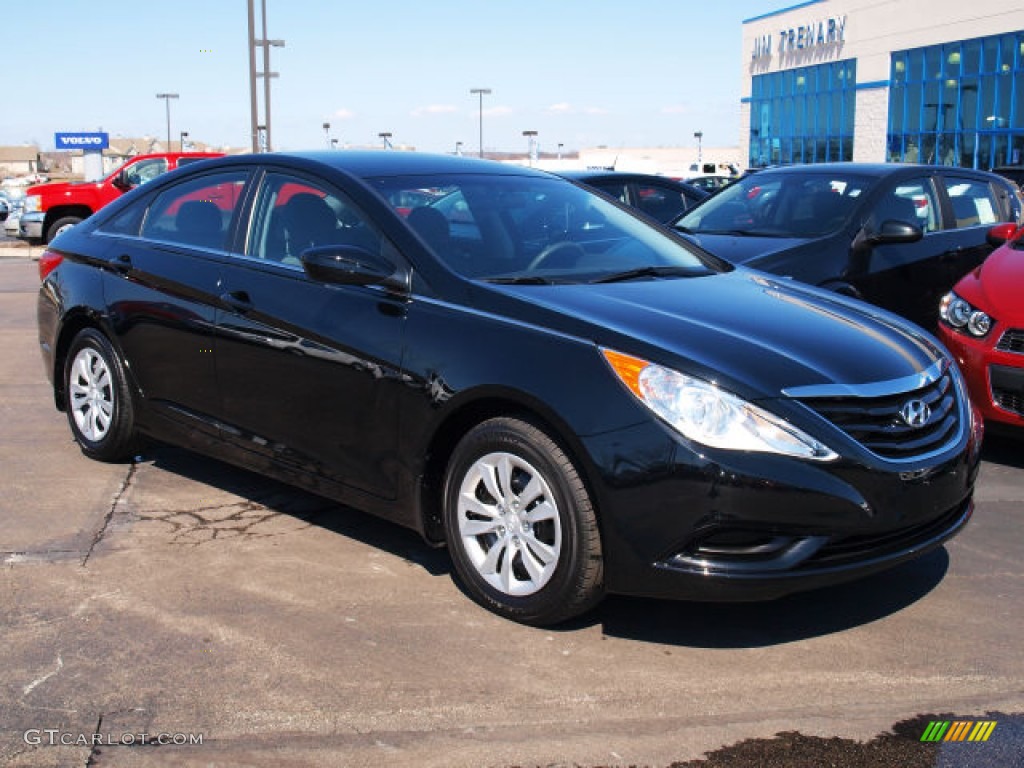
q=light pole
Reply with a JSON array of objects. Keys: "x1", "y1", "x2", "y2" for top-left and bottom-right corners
[
  {"x1": 470, "y1": 88, "x2": 491, "y2": 158},
  {"x1": 180, "y1": 131, "x2": 189, "y2": 151},
  {"x1": 248, "y1": 0, "x2": 284, "y2": 153},
  {"x1": 156, "y1": 93, "x2": 179, "y2": 151},
  {"x1": 323, "y1": 122, "x2": 331, "y2": 148},
  {"x1": 379, "y1": 132, "x2": 393, "y2": 150},
  {"x1": 522, "y1": 130, "x2": 538, "y2": 167},
  {"x1": 557, "y1": 142, "x2": 564, "y2": 161},
  {"x1": 455, "y1": 141, "x2": 463, "y2": 156},
  {"x1": 694, "y1": 130, "x2": 704, "y2": 168}
]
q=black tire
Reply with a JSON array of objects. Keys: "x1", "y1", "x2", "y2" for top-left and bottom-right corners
[
  {"x1": 46, "y1": 215, "x2": 83, "y2": 244},
  {"x1": 443, "y1": 417, "x2": 603, "y2": 625},
  {"x1": 63, "y1": 329, "x2": 138, "y2": 462}
]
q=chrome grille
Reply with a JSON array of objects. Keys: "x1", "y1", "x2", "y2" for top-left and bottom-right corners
[
  {"x1": 796, "y1": 368, "x2": 961, "y2": 460},
  {"x1": 996, "y1": 329, "x2": 1024, "y2": 355}
]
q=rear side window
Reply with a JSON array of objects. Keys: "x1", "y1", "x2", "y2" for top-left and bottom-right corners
[
  {"x1": 944, "y1": 177, "x2": 1000, "y2": 228},
  {"x1": 141, "y1": 171, "x2": 249, "y2": 250}
]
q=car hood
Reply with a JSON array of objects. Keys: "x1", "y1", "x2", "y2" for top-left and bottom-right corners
[
  {"x1": 960, "y1": 243, "x2": 1024, "y2": 321},
  {"x1": 26, "y1": 180, "x2": 102, "y2": 197},
  {"x1": 489, "y1": 269, "x2": 944, "y2": 400},
  {"x1": 679, "y1": 231, "x2": 811, "y2": 265}
]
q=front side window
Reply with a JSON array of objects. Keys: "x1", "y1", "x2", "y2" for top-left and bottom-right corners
[
  {"x1": 870, "y1": 179, "x2": 940, "y2": 233},
  {"x1": 245, "y1": 173, "x2": 382, "y2": 266},
  {"x1": 124, "y1": 158, "x2": 169, "y2": 187},
  {"x1": 943, "y1": 176, "x2": 1000, "y2": 228},
  {"x1": 140, "y1": 171, "x2": 248, "y2": 250}
]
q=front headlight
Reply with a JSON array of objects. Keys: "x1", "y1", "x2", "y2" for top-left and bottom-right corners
[
  {"x1": 23, "y1": 195, "x2": 41, "y2": 213},
  {"x1": 939, "y1": 291, "x2": 993, "y2": 338},
  {"x1": 602, "y1": 349, "x2": 837, "y2": 461}
]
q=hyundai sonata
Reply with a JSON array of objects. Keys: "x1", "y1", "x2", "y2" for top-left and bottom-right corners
[{"x1": 38, "y1": 152, "x2": 981, "y2": 625}]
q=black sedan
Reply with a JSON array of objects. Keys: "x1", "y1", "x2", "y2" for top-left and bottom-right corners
[
  {"x1": 557, "y1": 170, "x2": 707, "y2": 223},
  {"x1": 38, "y1": 152, "x2": 981, "y2": 625},
  {"x1": 673, "y1": 163, "x2": 1024, "y2": 330}
]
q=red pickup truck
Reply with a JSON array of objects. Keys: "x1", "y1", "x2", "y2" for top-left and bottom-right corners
[{"x1": 19, "y1": 152, "x2": 224, "y2": 243}]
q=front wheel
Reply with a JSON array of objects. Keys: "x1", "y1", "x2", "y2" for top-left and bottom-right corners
[
  {"x1": 46, "y1": 215, "x2": 83, "y2": 243},
  {"x1": 443, "y1": 417, "x2": 603, "y2": 625},
  {"x1": 63, "y1": 329, "x2": 138, "y2": 462}
]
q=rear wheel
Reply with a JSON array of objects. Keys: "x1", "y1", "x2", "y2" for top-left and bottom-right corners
[
  {"x1": 443, "y1": 417, "x2": 603, "y2": 625},
  {"x1": 63, "y1": 329, "x2": 138, "y2": 462},
  {"x1": 46, "y1": 215, "x2": 83, "y2": 243}
]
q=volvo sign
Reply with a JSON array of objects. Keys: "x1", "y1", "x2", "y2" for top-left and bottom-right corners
[{"x1": 55, "y1": 132, "x2": 109, "y2": 150}]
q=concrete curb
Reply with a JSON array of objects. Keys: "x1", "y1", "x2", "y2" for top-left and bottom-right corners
[{"x1": 0, "y1": 244, "x2": 41, "y2": 260}]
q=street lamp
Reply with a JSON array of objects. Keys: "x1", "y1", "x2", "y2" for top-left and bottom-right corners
[
  {"x1": 455, "y1": 141, "x2": 463, "y2": 156},
  {"x1": 470, "y1": 88, "x2": 491, "y2": 158},
  {"x1": 694, "y1": 130, "x2": 704, "y2": 168},
  {"x1": 523, "y1": 130, "x2": 538, "y2": 167},
  {"x1": 323, "y1": 122, "x2": 331, "y2": 148},
  {"x1": 180, "y1": 131, "x2": 189, "y2": 151},
  {"x1": 156, "y1": 93, "x2": 179, "y2": 150},
  {"x1": 247, "y1": 0, "x2": 284, "y2": 153},
  {"x1": 379, "y1": 132, "x2": 393, "y2": 150},
  {"x1": 557, "y1": 142, "x2": 564, "y2": 161}
]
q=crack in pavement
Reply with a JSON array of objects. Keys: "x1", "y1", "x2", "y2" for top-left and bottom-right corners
[{"x1": 82, "y1": 460, "x2": 137, "y2": 567}]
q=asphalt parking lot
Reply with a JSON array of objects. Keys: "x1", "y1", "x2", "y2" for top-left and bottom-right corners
[{"x1": 1, "y1": 253, "x2": 1022, "y2": 768}]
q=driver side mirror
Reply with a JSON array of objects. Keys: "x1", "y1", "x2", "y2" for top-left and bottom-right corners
[
  {"x1": 986, "y1": 222, "x2": 1019, "y2": 248},
  {"x1": 112, "y1": 170, "x2": 133, "y2": 192},
  {"x1": 300, "y1": 245, "x2": 408, "y2": 294},
  {"x1": 866, "y1": 219, "x2": 923, "y2": 246}
]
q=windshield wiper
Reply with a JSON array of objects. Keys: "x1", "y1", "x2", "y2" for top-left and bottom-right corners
[
  {"x1": 590, "y1": 265, "x2": 697, "y2": 284},
  {"x1": 483, "y1": 275, "x2": 554, "y2": 285}
]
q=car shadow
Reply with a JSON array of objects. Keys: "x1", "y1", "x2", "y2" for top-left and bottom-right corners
[
  {"x1": 981, "y1": 432, "x2": 1024, "y2": 469},
  {"x1": 140, "y1": 443, "x2": 451, "y2": 577},
  {"x1": 587, "y1": 548, "x2": 949, "y2": 647},
  {"x1": 140, "y1": 442, "x2": 950, "y2": 645}
]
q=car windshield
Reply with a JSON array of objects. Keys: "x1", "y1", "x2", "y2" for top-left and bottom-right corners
[
  {"x1": 674, "y1": 170, "x2": 877, "y2": 238},
  {"x1": 368, "y1": 173, "x2": 718, "y2": 283}
]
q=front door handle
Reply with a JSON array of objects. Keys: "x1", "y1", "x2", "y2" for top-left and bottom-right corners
[
  {"x1": 220, "y1": 290, "x2": 253, "y2": 312},
  {"x1": 111, "y1": 253, "x2": 133, "y2": 274}
]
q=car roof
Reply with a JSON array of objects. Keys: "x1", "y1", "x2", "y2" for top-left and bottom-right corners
[
  {"x1": 557, "y1": 169, "x2": 684, "y2": 183},
  {"x1": 246, "y1": 150, "x2": 554, "y2": 180},
  {"x1": 746, "y1": 162, "x2": 1004, "y2": 180}
]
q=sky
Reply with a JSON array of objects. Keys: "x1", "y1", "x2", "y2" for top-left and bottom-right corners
[{"x1": 5, "y1": 1, "x2": 783, "y2": 155}]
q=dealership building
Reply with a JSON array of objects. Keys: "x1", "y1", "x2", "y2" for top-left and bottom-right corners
[{"x1": 740, "y1": 0, "x2": 1024, "y2": 170}]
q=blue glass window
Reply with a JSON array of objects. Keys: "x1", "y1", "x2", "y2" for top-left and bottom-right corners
[
  {"x1": 748, "y1": 59, "x2": 857, "y2": 167},
  {"x1": 889, "y1": 31, "x2": 1024, "y2": 167}
]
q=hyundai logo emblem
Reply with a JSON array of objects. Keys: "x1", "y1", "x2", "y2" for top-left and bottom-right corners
[{"x1": 900, "y1": 399, "x2": 931, "y2": 428}]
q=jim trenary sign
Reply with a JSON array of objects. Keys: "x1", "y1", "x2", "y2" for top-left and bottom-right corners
[
  {"x1": 55, "y1": 132, "x2": 109, "y2": 150},
  {"x1": 751, "y1": 15, "x2": 847, "y2": 60}
]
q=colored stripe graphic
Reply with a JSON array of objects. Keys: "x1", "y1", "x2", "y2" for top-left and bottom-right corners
[
  {"x1": 920, "y1": 720, "x2": 997, "y2": 742},
  {"x1": 921, "y1": 721, "x2": 950, "y2": 742}
]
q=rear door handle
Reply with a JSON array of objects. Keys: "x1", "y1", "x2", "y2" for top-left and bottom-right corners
[{"x1": 219, "y1": 290, "x2": 253, "y2": 312}]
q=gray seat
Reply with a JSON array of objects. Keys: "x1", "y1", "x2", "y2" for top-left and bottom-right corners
[
  {"x1": 407, "y1": 207, "x2": 451, "y2": 256},
  {"x1": 174, "y1": 201, "x2": 223, "y2": 248},
  {"x1": 282, "y1": 193, "x2": 339, "y2": 253}
]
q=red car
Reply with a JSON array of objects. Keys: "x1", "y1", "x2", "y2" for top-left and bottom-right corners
[{"x1": 938, "y1": 223, "x2": 1024, "y2": 433}]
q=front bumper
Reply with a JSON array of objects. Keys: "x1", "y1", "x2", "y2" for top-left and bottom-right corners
[
  {"x1": 581, "y1": 408, "x2": 981, "y2": 601},
  {"x1": 939, "y1": 323, "x2": 1024, "y2": 430},
  {"x1": 18, "y1": 211, "x2": 44, "y2": 240}
]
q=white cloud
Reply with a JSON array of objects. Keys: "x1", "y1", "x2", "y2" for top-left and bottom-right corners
[
  {"x1": 333, "y1": 109, "x2": 356, "y2": 120},
  {"x1": 482, "y1": 106, "x2": 513, "y2": 118},
  {"x1": 546, "y1": 102, "x2": 573, "y2": 114}
]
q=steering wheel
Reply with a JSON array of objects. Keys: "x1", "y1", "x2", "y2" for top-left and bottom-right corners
[{"x1": 527, "y1": 241, "x2": 586, "y2": 271}]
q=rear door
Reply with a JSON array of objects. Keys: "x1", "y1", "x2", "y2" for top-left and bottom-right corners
[{"x1": 97, "y1": 168, "x2": 249, "y2": 437}]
